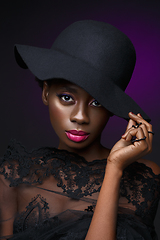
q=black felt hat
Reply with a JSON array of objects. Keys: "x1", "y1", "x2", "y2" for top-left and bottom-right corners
[{"x1": 14, "y1": 20, "x2": 150, "y2": 121}]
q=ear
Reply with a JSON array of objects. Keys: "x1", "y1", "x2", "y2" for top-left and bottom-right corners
[{"x1": 42, "y1": 81, "x2": 49, "y2": 105}]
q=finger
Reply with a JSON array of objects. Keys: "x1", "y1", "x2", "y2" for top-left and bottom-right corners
[
  {"x1": 122, "y1": 112, "x2": 153, "y2": 145},
  {"x1": 122, "y1": 119, "x2": 141, "y2": 139},
  {"x1": 122, "y1": 117, "x2": 136, "y2": 139},
  {"x1": 124, "y1": 117, "x2": 152, "y2": 154},
  {"x1": 128, "y1": 112, "x2": 150, "y2": 127},
  {"x1": 125, "y1": 127, "x2": 145, "y2": 142},
  {"x1": 128, "y1": 112, "x2": 153, "y2": 142},
  {"x1": 138, "y1": 124, "x2": 153, "y2": 153},
  {"x1": 120, "y1": 127, "x2": 149, "y2": 166},
  {"x1": 126, "y1": 118, "x2": 136, "y2": 131}
]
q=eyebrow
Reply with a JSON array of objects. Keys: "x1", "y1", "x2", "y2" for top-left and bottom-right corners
[{"x1": 59, "y1": 86, "x2": 78, "y2": 93}]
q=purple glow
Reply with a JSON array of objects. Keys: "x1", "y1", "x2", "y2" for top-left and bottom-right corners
[
  {"x1": 1, "y1": 1, "x2": 160, "y2": 235},
  {"x1": 1, "y1": 0, "x2": 160, "y2": 150}
]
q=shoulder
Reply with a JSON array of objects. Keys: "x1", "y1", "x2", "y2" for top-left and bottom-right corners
[
  {"x1": 0, "y1": 174, "x2": 17, "y2": 195},
  {"x1": 0, "y1": 174, "x2": 17, "y2": 211},
  {"x1": 137, "y1": 158, "x2": 160, "y2": 175},
  {"x1": 0, "y1": 175, "x2": 17, "y2": 236}
]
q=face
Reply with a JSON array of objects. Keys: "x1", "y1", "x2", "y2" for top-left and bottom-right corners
[{"x1": 42, "y1": 79, "x2": 110, "y2": 152}]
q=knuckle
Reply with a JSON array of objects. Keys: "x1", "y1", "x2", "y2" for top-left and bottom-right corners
[
  {"x1": 140, "y1": 141, "x2": 148, "y2": 151},
  {"x1": 138, "y1": 126, "x2": 144, "y2": 133},
  {"x1": 138, "y1": 126, "x2": 143, "y2": 131},
  {"x1": 148, "y1": 149, "x2": 152, "y2": 154},
  {"x1": 140, "y1": 121, "x2": 152, "y2": 130},
  {"x1": 148, "y1": 124, "x2": 153, "y2": 131},
  {"x1": 148, "y1": 146, "x2": 152, "y2": 154},
  {"x1": 147, "y1": 122, "x2": 152, "y2": 130},
  {"x1": 140, "y1": 123, "x2": 146, "y2": 130}
]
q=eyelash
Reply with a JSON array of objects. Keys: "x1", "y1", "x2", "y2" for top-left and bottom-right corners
[
  {"x1": 90, "y1": 100, "x2": 101, "y2": 107},
  {"x1": 57, "y1": 94, "x2": 74, "y2": 102},
  {"x1": 57, "y1": 94, "x2": 101, "y2": 107}
]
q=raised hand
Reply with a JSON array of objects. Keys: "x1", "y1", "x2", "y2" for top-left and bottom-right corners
[{"x1": 107, "y1": 112, "x2": 153, "y2": 172}]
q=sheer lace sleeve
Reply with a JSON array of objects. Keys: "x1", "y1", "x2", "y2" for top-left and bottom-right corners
[{"x1": 120, "y1": 161, "x2": 160, "y2": 225}]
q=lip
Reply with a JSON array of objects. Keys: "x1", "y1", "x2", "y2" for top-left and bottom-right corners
[
  {"x1": 67, "y1": 130, "x2": 89, "y2": 136},
  {"x1": 65, "y1": 130, "x2": 90, "y2": 142}
]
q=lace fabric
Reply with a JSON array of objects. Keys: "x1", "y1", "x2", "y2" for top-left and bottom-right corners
[
  {"x1": 0, "y1": 139, "x2": 160, "y2": 239},
  {"x1": 10, "y1": 212, "x2": 158, "y2": 240}
]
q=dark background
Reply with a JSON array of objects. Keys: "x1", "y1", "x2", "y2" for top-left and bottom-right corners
[{"x1": 1, "y1": 0, "x2": 160, "y2": 236}]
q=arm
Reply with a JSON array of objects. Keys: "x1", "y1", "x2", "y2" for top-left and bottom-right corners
[
  {"x1": 0, "y1": 175, "x2": 17, "y2": 239},
  {"x1": 85, "y1": 165, "x2": 122, "y2": 240},
  {"x1": 85, "y1": 112, "x2": 153, "y2": 240}
]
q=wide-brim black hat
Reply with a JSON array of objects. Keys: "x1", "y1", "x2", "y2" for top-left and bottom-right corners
[{"x1": 14, "y1": 20, "x2": 150, "y2": 121}]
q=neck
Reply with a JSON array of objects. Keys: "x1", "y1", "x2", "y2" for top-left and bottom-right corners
[
  {"x1": 58, "y1": 139, "x2": 110, "y2": 162},
  {"x1": 74, "y1": 145, "x2": 110, "y2": 162}
]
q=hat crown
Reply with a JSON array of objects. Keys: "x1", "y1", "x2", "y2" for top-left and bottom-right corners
[
  {"x1": 14, "y1": 20, "x2": 150, "y2": 120},
  {"x1": 52, "y1": 20, "x2": 136, "y2": 90}
]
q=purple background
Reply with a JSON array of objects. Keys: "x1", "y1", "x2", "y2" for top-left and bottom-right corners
[{"x1": 1, "y1": 0, "x2": 160, "y2": 235}]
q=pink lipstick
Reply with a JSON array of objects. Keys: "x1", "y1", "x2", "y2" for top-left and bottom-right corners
[{"x1": 65, "y1": 130, "x2": 90, "y2": 142}]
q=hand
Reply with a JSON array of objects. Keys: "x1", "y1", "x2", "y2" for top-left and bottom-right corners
[{"x1": 107, "y1": 112, "x2": 153, "y2": 172}]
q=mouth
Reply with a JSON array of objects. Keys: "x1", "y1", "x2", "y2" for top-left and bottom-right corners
[{"x1": 65, "y1": 130, "x2": 90, "y2": 142}]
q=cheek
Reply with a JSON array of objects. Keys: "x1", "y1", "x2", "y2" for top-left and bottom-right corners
[
  {"x1": 92, "y1": 110, "x2": 110, "y2": 133},
  {"x1": 48, "y1": 100, "x2": 72, "y2": 133},
  {"x1": 48, "y1": 101, "x2": 66, "y2": 128}
]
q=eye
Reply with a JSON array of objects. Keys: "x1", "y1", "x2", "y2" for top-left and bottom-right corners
[
  {"x1": 90, "y1": 100, "x2": 101, "y2": 107},
  {"x1": 57, "y1": 94, "x2": 74, "y2": 103}
]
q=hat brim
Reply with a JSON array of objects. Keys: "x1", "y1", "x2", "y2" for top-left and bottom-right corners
[{"x1": 14, "y1": 44, "x2": 150, "y2": 122}]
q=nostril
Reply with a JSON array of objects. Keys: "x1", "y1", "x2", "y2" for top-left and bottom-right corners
[
  {"x1": 70, "y1": 103, "x2": 90, "y2": 124},
  {"x1": 70, "y1": 110, "x2": 89, "y2": 124},
  {"x1": 71, "y1": 116, "x2": 89, "y2": 125}
]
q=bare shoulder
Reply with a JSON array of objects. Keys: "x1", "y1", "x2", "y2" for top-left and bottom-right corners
[
  {"x1": 0, "y1": 175, "x2": 17, "y2": 237},
  {"x1": 0, "y1": 174, "x2": 17, "y2": 202},
  {"x1": 0, "y1": 173, "x2": 11, "y2": 187},
  {"x1": 0, "y1": 177, "x2": 17, "y2": 221},
  {"x1": 137, "y1": 158, "x2": 160, "y2": 175}
]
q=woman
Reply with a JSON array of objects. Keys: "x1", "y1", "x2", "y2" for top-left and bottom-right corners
[{"x1": 0, "y1": 20, "x2": 159, "y2": 240}]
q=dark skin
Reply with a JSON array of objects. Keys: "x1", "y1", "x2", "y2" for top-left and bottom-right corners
[
  {"x1": 42, "y1": 79, "x2": 154, "y2": 167},
  {"x1": 42, "y1": 79, "x2": 111, "y2": 162},
  {"x1": 42, "y1": 79, "x2": 160, "y2": 240},
  {"x1": 0, "y1": 79, "x2": 159, "y2": 239}
]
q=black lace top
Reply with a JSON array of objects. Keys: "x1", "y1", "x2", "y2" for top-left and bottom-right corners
[{"x1": 0, "y1": 139, "x2": 160, "y2": 240}]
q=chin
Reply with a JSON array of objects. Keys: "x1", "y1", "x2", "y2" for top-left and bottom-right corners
[
  {"x1": 64, "y1": 138, "x2": 98, "y2": 152},
  {"x1": 68, "y1": 141, "x2": 89, "y2": 149}
]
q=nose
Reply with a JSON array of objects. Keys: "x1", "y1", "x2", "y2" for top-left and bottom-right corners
[{"x1": 70, "y1": 102, "x2": 90, "y2": 124}]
